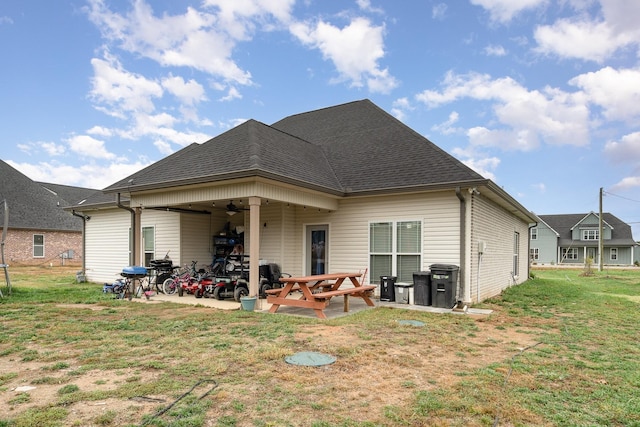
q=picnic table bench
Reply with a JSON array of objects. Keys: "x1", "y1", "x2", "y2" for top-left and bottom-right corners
[{"x1": 266, "y1": 272, "x2": 375, "y2": 319}]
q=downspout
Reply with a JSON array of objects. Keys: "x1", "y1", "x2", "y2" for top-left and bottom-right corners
[
  {"x1": 117, "y1": 193, "x2": 136, "y2": 266},
  {"x1": 528, "y1": 222, "x2": 537, "y2": 279},
  {"x1": 455, "y1": 187, "x2": 466, "y2": 308},
  {"x1": 71, "y1": 210, "x2": 89, "y2": 280}
]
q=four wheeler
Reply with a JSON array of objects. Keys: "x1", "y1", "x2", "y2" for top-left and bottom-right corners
[{"x1": 212, "y1": 277, "x2": 249, "y2": 301}]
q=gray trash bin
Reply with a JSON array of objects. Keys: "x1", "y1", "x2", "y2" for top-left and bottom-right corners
[
  {"x1": 430, "y1": 264, "x2": 458, "y2": 308},
  {"x1": 394, "y1": 282, "x2": 413, "y2": 304}
]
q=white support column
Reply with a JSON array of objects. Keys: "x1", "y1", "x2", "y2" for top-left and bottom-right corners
[{"x1": 248, "y1": 197, "x2": 261, "y2": 297}]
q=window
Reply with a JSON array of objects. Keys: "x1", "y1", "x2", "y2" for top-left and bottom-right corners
[
  {"x1": 530, "y1": 248, "x2": 539, "y2": 261},
  {"x1": 610, "y1": 248, "x2": 618, "y2": 261},
  {"x1": 582, "y1": 229, "x2": 599, "y2": 240},
  {"x1": 142, "y1": 227, "x2": 155, "y2": 266},
  {"x1": 33, "y1": 234, "x2": 44, "y2": 258},
  {"x1": 530, "y1": 228, "x2": 538, "y2": 240},
  {"x1": 370, "y1": 220, "x2": 421, "y2": 283},
  {"x1": 562, "y1": 248, "x2": 578, "y2": 260},
  {"x1": 513, "y1": 232, "x2": 520, "y2": 276}
]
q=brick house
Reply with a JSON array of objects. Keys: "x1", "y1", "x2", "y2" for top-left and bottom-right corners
[{"x1": 0, "y1": 160, "x2": 96, "y2": 266}]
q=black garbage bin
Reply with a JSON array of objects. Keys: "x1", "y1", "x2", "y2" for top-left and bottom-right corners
[
  {"x1": 430, "y1": 264, "x2": 458, "y2": 308},
  {"x1": 413, "y1": 271, "x2": 432, "y2": 306},
  {"x1": 379, "y1": 275, "x2": 396, "y2": 302}
]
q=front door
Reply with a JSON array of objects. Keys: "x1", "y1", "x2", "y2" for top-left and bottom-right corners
[
  {"x1": 306, "y1": 225, "x2": 328, "y2": 275},
  {"x1": 586, "y1": 247, "x2": 597, "y2": 263}
]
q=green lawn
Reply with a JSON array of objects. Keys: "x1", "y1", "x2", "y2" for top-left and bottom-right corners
[{"x1": 0, "y1": 266, "x2": 639, "y2": 426}]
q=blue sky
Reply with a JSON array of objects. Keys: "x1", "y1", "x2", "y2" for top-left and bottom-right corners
[{"x1": 2, "y1": 0, "x2": 640, "y2": 237}]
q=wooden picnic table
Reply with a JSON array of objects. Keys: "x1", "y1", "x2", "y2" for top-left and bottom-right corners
[{"x1": 266, "y1": 272, "x2": 376, "y2": 319}]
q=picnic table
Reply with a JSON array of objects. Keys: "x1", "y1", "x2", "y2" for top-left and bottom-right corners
[{"x1": 266, "y1": 272, "x2": 376, "y2": 319}]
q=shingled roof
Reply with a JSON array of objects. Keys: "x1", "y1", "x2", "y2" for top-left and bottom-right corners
[
  {"x1": 539, "y1": 213, "x2": 637, "y2": 246},
  {"x1": 103, "y1": 99, "x2": 486, "y2": 195},
  {"x1": 0, "y1": 160, "x2": 94, "y2": 231}
]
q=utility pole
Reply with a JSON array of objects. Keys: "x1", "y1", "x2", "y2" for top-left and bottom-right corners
[{"x1": 599, "y1": 187, "x2": 604, "y2": 272}]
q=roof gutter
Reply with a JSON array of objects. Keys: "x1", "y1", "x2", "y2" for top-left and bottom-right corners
[{"x1": 117, "y1": 193, "x2": 136, "y2": 266}]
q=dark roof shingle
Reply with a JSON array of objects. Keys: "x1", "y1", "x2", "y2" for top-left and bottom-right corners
[
  {"x1": 0, "y1": 160, "x2": 93, "y2": 231},
  {"x1": 103, "y1": 99, "x2": 486, "y2": 196}
]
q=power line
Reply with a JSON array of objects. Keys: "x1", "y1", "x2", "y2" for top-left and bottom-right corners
[{"x1": 603, "y1": 190, "x2": 640, "y2": 203}]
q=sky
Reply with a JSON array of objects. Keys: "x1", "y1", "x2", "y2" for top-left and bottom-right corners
[{"x1": 1, "y1": 0, "x2": 640, "y2": 237}]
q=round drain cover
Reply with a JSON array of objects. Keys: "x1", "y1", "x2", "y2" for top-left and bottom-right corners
[
  {"x1": 285, "y1": 351, "x2": 337, "y2": 366},
  {"x1": 398, "y1": 320, "x2": 425, "y2": 327}
]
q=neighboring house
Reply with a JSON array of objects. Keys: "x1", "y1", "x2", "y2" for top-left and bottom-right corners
[
  {"x1": 0, "y1": 160, "x2": 96, "y2": 266},
  {"x1": 530, "y1": 212, "x2": 638, "y2": 266},
  {"x1": 71, "y1": 100, "x2": 537, "y2": 304}
]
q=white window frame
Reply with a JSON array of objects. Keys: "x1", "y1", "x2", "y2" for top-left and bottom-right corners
[
  {"x1": 610, "y1": 248, "x2": 618, "y2": 261},
  {"x1": 33, "y1": 234, "x2": 45, "y2": 258},
  {"x1": 369, "y1": 220, "x2": 422, "y2": 283},
  {"x1": 530, "y1": 248, "x2": 539, "y2": 261},
  {"x1": 582, "y1": 229, "x2": 599, "y2": 241},
  {"x1": 513, "y1": 232, "x2": 520, "y2": 277},
  {"x1": 530, "y1": 228, "x2": 538, "y2": 240},
  {"x1": 562, "y1": 248, "x2": 578, "y2": 260}
]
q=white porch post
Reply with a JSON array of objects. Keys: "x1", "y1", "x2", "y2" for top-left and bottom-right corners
[{"x1": 248, "y1": 197, "x2": 261, "y2": 297}]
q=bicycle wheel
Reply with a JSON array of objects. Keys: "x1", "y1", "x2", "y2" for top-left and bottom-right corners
[{"x1": 162, "y1": 277, "x2": 178, "y2": 295}]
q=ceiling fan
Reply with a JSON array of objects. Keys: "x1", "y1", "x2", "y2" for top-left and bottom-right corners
[{"x1": 223, "y1": 200, "x2": 249, "y2": 216}]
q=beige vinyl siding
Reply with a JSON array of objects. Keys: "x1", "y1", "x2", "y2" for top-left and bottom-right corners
[
  {"x1": 84, "y1": 208, "x2": 131, "y2": 283},
  {"x1": 470, "y1": 194, "x2": 530, "y2": 302},
  {"x1": 180, "y1": 212, "x2": 213, "y2": 269},
  {"x1": 286, "y1": 192, "x2": 460, "y2": 284},
  {"x1": 141, "y1": 209, "x2": 180, "y2": 265}
]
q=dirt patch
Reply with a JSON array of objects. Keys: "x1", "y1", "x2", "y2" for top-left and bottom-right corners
[{"x1": 0, "y1": 304, "x2": 547, "y2": 426}]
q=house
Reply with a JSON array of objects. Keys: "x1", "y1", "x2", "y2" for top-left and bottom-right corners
[
  {"x1": 530, "y1": 212, "x2": 638, "y2": 266},
  {"x1": 71, "y1": 99, "x2": 537, "y2": 304},
  {"x1": 0, "y1": 160, "x2": 96, "y2": 266}
]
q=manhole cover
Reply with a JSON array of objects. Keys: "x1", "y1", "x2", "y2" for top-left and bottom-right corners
[
  {"x1": 285, "y1": 351, "x2": 337, "y2": 366},
  {"x1": 398, "y1": 320, "x2": 425, "y2": 327}
]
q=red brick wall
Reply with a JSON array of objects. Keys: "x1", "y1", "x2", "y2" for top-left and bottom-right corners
[{"x1": 2, "y1": 229, "x2": 83, "y2": 266}]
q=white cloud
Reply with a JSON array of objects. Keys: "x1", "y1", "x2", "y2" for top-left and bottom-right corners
[
  {"x1": 40, "y1": 142, "x2": 66, "y2": 156},
  {"x1": 610, "y1": 176, "x2": 640, "y2": 192},
  {"x1": 470, "y1": 0, "x2": 547, "y2": 23},
  {"x1": 85, "y1": 0, "x2": 254, "y2": 85},
  {"x1": 531, "y1": 182, "x2": 546, "y2": 193},
  {"x1": 66, "y1": 135, "x2": 116, "y2": 160},
  {"x1": 6, "y1": 159, "x2": 152, "y2": 190},
  {"x1": 432, "y1": 4, "x2": 447, "y2": 20},
  {"x1": 416, "y1": 71, "x2": 590, "y2": 149},
  {"x1": 290, "y1": 17, "x2": 398, "y2": 93},
  {"x1": 391, "y1": 97, "x2": 413, "y2": 121},
  {"x1": 570, "y1": 67, "x2": 640, "y2": 123},
  {"x1": 0, "y1": 16, "x2": 13, "y2": 25},
  {"x1": 533, "y1": 0, "x2": 640, "y2": 62},
  {"x1": 162, "y1": 74, "x2": 207, "y2": 105},
  {"x1": 87, "y1": 126, "x2": 114, "y2": 137},
  {"x1": 431, "y1": 111, "x2": 461, "y2": 135},
  {"x1": 203, "y1": 0, "x2": 295, "y2": 36},
  {"x1": 153, "y1": 139, "x2": 174, "y2": 156},
  {"x1": 89, "y1": 52, "x2": 163, "y2": 117},
  {"x1": 220, "y1": 86, "x2": 242, "y2": 102},
  {"x1": 356, "y1": 0, "x2": 384, "y2": 14},
  {"x1": 604, "y1": 132, "x2": 640, "y2": 164},
  {"x1": 484, "y1": 44, "x2": 507, "y2": 56},
  {"x1": 451, "y1": 148, "x2": 499, "y2": 180}
]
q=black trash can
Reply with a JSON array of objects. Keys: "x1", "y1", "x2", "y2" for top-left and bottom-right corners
[
  {"x1": 430, "y1": 264, "x2": 459, "y2": 308},
  {"x1": 379, "y1": 275, "x2": 397, "y2": 302},
  {"x1": 413, "y1": 271, "x2": 432, "y2": 306}
]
